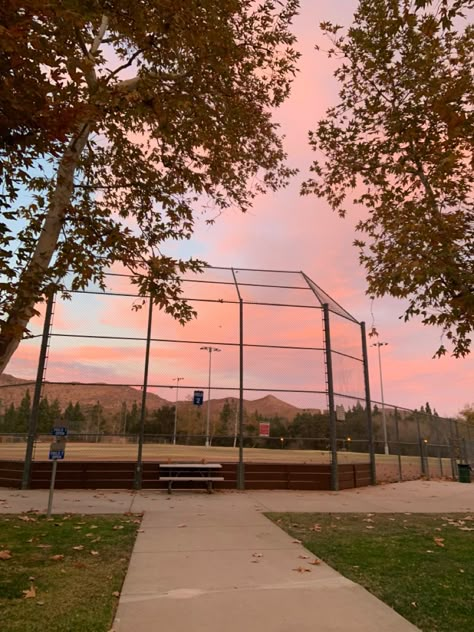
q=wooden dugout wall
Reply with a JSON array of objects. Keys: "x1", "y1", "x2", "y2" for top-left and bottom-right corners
[{"x1": 0, "y1": 460, "x2": 371, "y2": 491}]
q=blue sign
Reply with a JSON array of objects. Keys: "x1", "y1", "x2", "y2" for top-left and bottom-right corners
[
  {"x1": 193, "y1": 390, "x2": 204, "y2": 406},
  {"x1": 51, "y1": 427, "x2": 68, "y2": 437},
  {"x1": 49, "y1": 450, "x2": 65, "y2": 460}
]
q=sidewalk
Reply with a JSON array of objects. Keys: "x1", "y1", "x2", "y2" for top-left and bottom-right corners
[{"x1": 1, "y1": 481, "x2": 472, "y2": 631}]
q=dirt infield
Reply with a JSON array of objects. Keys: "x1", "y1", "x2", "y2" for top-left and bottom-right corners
[{"x1": 0, "y1": 442, "x2": 454, "y2": 482}]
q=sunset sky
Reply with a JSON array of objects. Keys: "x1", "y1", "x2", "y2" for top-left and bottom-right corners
[{"x1": 8, "y1": 1, "x2": 474, "y2": 418}]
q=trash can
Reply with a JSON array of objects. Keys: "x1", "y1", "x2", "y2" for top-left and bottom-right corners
[{"x1": 457, "y1": 463, "x2": 471, "y2": 483}]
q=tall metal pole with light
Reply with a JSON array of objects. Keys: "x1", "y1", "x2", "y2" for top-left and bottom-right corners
[
  {"x1": 172, "y1": 377, "x2": 184, "y2": 445},
  {"x1": 371, "y1": 341, "x2": 389, "y2": 455},
  {"x1": 200, "y1": 346, "x2": 221, "y2": 447}
]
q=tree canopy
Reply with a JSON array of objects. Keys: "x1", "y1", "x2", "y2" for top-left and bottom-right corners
[
  {"x1": 0, "y1": 0, "x2": 299, "y2": 373},
  {"x1": 303, "y1": 0, "x2": 474, "y2": 357}
]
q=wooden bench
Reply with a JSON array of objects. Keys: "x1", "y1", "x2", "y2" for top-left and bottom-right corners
[{"x1": 159, "y1": 463, "x2": 224, "y2": 493}]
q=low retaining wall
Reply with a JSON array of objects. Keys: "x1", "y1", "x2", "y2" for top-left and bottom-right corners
[{"x1": 0, "y1": 460, "x2": 372, "y2": 491}]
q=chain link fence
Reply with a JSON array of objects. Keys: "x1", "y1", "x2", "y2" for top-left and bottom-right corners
[{"x1": 0, "y1": 267, "x2": 472, "y2": 488}]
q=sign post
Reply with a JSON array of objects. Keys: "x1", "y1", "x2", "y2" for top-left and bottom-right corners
[{"x1": 47, "y1": 427, "x2": 67, "y2": 517}]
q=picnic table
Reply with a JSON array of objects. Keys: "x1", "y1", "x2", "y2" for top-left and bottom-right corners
[{"x1": 159, "y1": 463, "x2": 224, "y2": 493}]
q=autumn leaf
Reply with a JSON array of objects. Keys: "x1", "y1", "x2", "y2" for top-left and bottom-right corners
[
  {"x1": 50, "y1": 554, "x2": 64, "y2": 561},
  {"x1": 0, "y1": 550, "x2": 12, "y2": 560},
  {"x1": 309, "y1": 559, "x2": 321, "y2": 566},
  {"x1": 23, "y1": 584, "x2": 36, "y2": 599},
  {"x1": 434, "y1": 537, "x2": 445, "y2": 547},
  {"x1": 292, "y1": 567, "x2": 311, "y2": 573},
  {"x1": 112, "y1": 591, "x2": 120, "y2": 598},
  {"x1": 90, "y1": 550, "x2": 100, "y2": 556},
  {"x1": 72, "y1": 545, "x2": 84, "y2": 551}
]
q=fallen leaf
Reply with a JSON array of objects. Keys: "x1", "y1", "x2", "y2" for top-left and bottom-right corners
[
  {"x1": 72, "y1": 545, "x2": 84, "y2": 551},
  {"x1": 411, "y1": 602, "x2": 417, "y2": 608},
  {"x1": 37, "y1": 601, "x2": 45, "y2": 606},
  {"x1": 112, "y1": 591, "x2": 120, "y2": 597},
  {"x1": 50, "y1": 554, "x2": 64, "y2": 561},
  {"x1": 309, "y1": 559, "x2": 321, "y2": 565},
  {"x1": 309, "y1": 524, "x2": 322, "y2": 532},
  {"x1": 292, "y1": 540, "x2": 301, "y2": 544},
  {"x1": 252, "y1": 553, "x2": 263, "y2": 558},
  {"x1": 113, "y1": 525, "x2": 124, "y2": 530},
  {"x1": 434, "y1": 537, "x2": 445, "y2": 548},
  {"x1": 292, "y1": 567, "x2": 311, "y2": 573},
  {"x1": 37, "y1": 544, "x2": 52, "y2": 549},
  {"x1": 298, "y1": 555, "x2": 310, "y2": 559},
  {"x1": 90, "y1": 550, "x2": 100, "y2": 556},
  {"x1": 0, "y1": 550, "x2": 12, "y2": 560},
  {"x1": 23, "y1": 584, "x2": 36, "y2": 599},
  {"x1": 177, "y1": 524, "x2": 187, "y2": 528}
]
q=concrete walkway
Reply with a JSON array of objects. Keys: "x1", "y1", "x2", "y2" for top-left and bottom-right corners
[{"x1": 1, "y1": 481, "x2": 472, "y2": 631}]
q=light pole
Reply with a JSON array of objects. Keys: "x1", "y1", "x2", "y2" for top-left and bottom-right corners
[
  {"x1": 200, "y1": 346, "x2": 221, "y2": 447},
  {"x1": 172, "y1": 377, "x2": 184, "y2": 445},
  {"x1": 372, "y1": 341, "x2": 389, "y2": 455}
]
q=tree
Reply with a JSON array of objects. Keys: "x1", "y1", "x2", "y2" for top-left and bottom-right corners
[
  {"x1": 458, "y1": 404, "x2": 474, "y2": 426},
  {"x1": 16, "y1": 390, "x2": 32, "y2": 433},
  {"x1": 64, "y1": 401, "x2": 85, "y2": 432},
  {"x1": 147, "y1": 405, "x2": 175, "y2": 435},
  {"x1": 0, "y1": 0, "x2": 299, "y2": 373},
  {"x1": 303, "y1": 0, "x2": 474, "y2": 357}
]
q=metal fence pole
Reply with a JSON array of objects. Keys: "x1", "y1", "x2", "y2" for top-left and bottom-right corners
[
  {"x1": 323, "y1": 304, "x2": 338, "y2": 491},
  {"x1": 134, "y1": 295, "x2": 153, "y2": 490},
  {"x1": 360, "y1": 322, "x2": 376, "y2": 486},
  {"x1": 231, "y1": 269, "x2": 245, "y2": 490},
  {"x1": 415, "y1": 415, "x2": 425, "y2": 475},
  {"x1": 21, "y1": 292, "x2": 55, "y2": 490},
  {"x1": 394, "y1": 407, "x2": 403, "y2": 482}
]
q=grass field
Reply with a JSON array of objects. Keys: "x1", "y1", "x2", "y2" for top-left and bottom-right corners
[
  {"x1": 0, "y1": 513, "x2": 138, "y2": 632},
  {"x1": 268, "y1": 512, "x2": 474, "y2": 632}
]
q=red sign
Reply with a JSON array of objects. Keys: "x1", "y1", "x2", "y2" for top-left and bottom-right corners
[{"x1": 259, "y1": 422, "x2": 270, "y2": 437}]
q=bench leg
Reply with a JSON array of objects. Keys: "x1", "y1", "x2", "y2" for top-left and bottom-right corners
[
  {"x1": 207, "y1": 480, "x2": 213, "y2": 494},
  {"x1": 168, "y1": 481, "x2": 172, "y2": 494}
]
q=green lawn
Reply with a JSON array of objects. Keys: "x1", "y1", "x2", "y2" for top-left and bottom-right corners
[
  {"x1": 0, "y1": 513, "x2": 139, "y2": 632},
  {"x1": 267, "y1": 512, "x2": 474, "y2": 632}
]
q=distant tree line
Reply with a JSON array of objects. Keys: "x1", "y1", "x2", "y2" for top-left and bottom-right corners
[{"x1": 2, "y1": 392, "x2": 465, "y2": 449}]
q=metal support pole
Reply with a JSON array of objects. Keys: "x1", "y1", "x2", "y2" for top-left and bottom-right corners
[
  {"x1": 237, "y1": 298, "x2": 245, "y2": 490},
  {"x1": 449, "y1": 419, "x2": 457, "y2": 479},
  {"x1": 372, "y1": 342, "x2": 389, "y2": 455},
  {"x1": 206, "y1": 350, "x2": 212, "y2": 447},
  {"x1": 172, "y1": 377, "x2": 183, "y2": 445},
  {"x1": 361, "y1": 323, "x2": 376, "y2": 486},
  {"x1": 394, "y1": 407, "x2": 403, "y2": 482},
  {"x1": 323, "y1": 304, "x2": 338, "y2": 491},
  {"x1": 21, "y1": 292, "x2": 55, "y2": 490},
  {"x1": 47, "y1": 460, "x2": 58, "y2": 518},
  {"x1": 200, "y1": 346, "x2": 220, "y2": 447},
  {"x1": 134, "y1": 295, "x2": 153, "y2": 490},
  {"x1": 416, "y1": 415, "x2": 425, "y2": 475},
  {"x1": 424, "y1": 441, "x2": 430, "y2": 480},
  {"x1": 231, "y1": 268, "x2": 245, "y2": 490}
]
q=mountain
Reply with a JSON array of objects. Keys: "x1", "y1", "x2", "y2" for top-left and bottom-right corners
[
  {"x1": 0, "y1": 374, "x2": 169, "y2": 416},
  {"x1": 0, "y1": 374, "x2": 321, "y2": 420}
]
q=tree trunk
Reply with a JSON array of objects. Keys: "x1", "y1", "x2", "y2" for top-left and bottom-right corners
[{"x1": 0, "y1": 122, "x2": 92, "y2": 375}]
